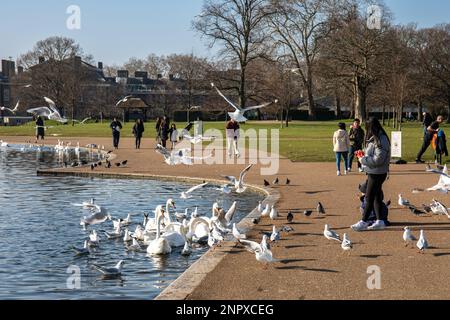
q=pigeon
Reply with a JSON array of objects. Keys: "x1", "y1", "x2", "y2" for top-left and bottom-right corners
[
  {"x1": 121, "y1": 160, "x2": 128, "y2": 167},
  {"x1": 416, "y1": 230, "x2": 429, "y2": 253},
  {"x1": 286, "y1": 178, "x2": 291, "y2": 185},
  {"x1": 317, "y1": 202, "x2": 326, "y2": 214},
  {"x1": 273, "y1": 178, "x2": 279, "y2": 185},
  {"x1": 263, "y1": 180, "x2": 270, "y2": 187},
  {"x1": 398, "y1": 194, "x2": 410, "y2": 207},
  {"x1": 252, "y1": 218, "x2": 260, "y2": 225},
  {"x1": 324, "y1": 224, "x2": 341, "y2": 242},
  {"x1": 341, "y1": 233, "x2": 353, "y2": 252},
  {"x1": 287, "y1": 211, "x2": 294, "y2": 223},
  {"x1": 280, "y1": 225, "x2": 294, "y2": 233},
  {"x1": 408, "y1": 205, "x2": 426, "y2": 216},
  {"x1": 422, "y1": 204, "x2": 432, "y2": 213},
  {"x1": 403, "y1": 227, "x2": 417, "y2": 247},
  {"x1": 303, "y1": 210, "x2": 312, "y2": 217}
]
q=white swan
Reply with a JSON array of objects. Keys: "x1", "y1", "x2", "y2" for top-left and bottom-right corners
[
  {"x1": 145, "y1": 199, "x2": 176, "y2": 232},
  {"x1": 147, "y1": 215, "x2": 172, "y2": 255}
]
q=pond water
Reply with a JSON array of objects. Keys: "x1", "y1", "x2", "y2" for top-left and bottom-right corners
[{"x1": 0, "y1": 145, "x2": 262, "y2": 300}]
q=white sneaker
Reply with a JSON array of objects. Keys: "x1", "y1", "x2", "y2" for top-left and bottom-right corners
[
  {"x1": 368, "y1": 220, "x2": 386, "y2": 230},
  {"x1": 351, "y1": 220, "x2": 369, "y2": 232},
  {"x1": 344, "y1": 170, "x2": 348, "y2": 175},
  {"x1": 337, "y1": 171, "x2": 341, "y2": 176},
  {"x1": 347, "y1": 168, "x2": 352, "y2": 173},
  {"x1": 358, "y1": 168, "x2": 364, "y2": 173}
]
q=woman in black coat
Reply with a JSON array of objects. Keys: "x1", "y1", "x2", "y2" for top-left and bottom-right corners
[
  {"x1": 35, "y1": 116, "x2": 45, "y2": 143},
  {"x1": 160, "y1": 117, "x2": 170, "y2": 148},
  {"x1": 132, "y1": 119, "x2": 145, "y2": 149}
]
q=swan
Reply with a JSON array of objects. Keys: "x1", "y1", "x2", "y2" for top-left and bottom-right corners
[
  {"x1": 132, "y1": 225, "x2": 145, "y2": 241},
  {"x1": 261, "y1": 204, "x2": 270, "y2": 217},
  {"x1": 188, "y1": 217, "x2": 211, "y2": 240},
  {"x1": 88, "y1": 230, "x2": 100, "y2": 247},
  {"x1": 181, "y1": 242, "x2": 192, "y2": 256},
  {"x1": 123, "y1": 228, "x2": 132, "y2": 242},
  {"x1": 147, "y1": 215, "x2": 172, "y2": 255},
  {"x1": 145, "y1": 199, "x2": 176, "y2": 232}
]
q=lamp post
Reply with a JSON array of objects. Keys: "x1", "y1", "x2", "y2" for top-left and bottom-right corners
[{"x1": 187, "y1": 105, "x2": 201, "y2": 123}]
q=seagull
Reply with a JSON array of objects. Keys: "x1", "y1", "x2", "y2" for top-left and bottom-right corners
[
  {"x1": 324, "y1": 224, "x2": 341, "y2": 242},
  {"x1": 27, "y1": 97, "x2": 68, "y2": 123},
  {"x1": 72, "y1": 117, "x2": 91, "y2": 125},
  {"x1": 317, "y1": 202, "x2": 326, "y2": 214},
  {"x1": 211, "y1": 83, "x2": 278, "y2": 122},
  {"x1": 261, "y1": 204, "x2": 270, "y2": 217},
  {"x1": 398, "y1": 194, "x2": 411, "y2": 207},
  {"x1": 222, "y1": 164, "x2": 253, "y2": 193},
  {"x1": 232, "y1": 223, "x2": 246, "y2": 240},
  {"x1": 430, "y1": 200, "x2": 450, "y2": 218},
  {"x1": 269, "y1": 206, "x2": 278, "y2": 220},
  {"x1": 88, "y1": 230, "x2": 100, "y2": 247},
  {"x1": 181, "y1": 182, "x2": 208, "y2": 199},
  {"x1": 80, "y1": 205, "x2": 112, "y2": 227},
  {"x1": 341, "y1": 233, "x2": 353, "y2": 252},
  {"x1": 403, "y1": 227, "x2": 417, "y2": 247},
  {"x1": 270, "y1": 226, "x2": 281, "y2": 242},
  {"x1": 126, "y1": 238, "x2": 142, "y2": 252},
  {"x1": 416, "y1": 230, "x2": 429, "y2": 253},
  {"x1": 123, "y1": 228, "x2": 132, "y2": 242},
  {"x1": 408, "y1": 205, "x2": 426, "y2": 216},
  {"x1": 426, "y1": 164, "x2": 450, "y2": 179},
  {"x1": 216, "y1": 184, "x2": 232, "y2": 194},
  {"x1": 115, "y1": 96, "x2": 133, "y2": 107},
  {"x1": 70, "y1": 240, "x2": 90, "y2": 256},
  {"x1": 93, "y1": 260, "x2": 125, "y2": 278},
  {"x1": 183, "y1": 134, "x2": 216, "y2": 144},
  {"x1": 0, "y1": 100, "x2": 20, "y2": 114},
  {"x1": 156, "y1": 144, "x2": 212, "y2": 166},
  {"x1": 287, "y1": 211, "x2": 294, "y2": 223}
]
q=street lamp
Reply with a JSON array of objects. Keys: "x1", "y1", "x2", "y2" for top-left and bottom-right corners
[{"x1": 187, "y1": 105, "x2": 201, "y2": 123}]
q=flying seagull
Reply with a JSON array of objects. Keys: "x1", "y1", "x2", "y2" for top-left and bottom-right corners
[
  {"x1": 222, "y1": 164, "x2": 253, "y2": 193},
  {"x1": 0, "y1": 100, "x2": 20, "y2": 114},
  {"x1": 181, "y1": 182, "x2": 208, "y2": 199},
  {"x1": 27, "y1": 97, "x2": 68, "y2": 123},
  {"x1": 211, "y1": 83, "x2": 278, "y2": 122}
]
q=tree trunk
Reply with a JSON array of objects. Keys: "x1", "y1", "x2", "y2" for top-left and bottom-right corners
[
  {"x1": 335, "y1": 94, "x2": 341, "y2": 120},
  {"x1": 239, "y1": 66, "x2": 247, "y2": 109},
  {"x1": 355, "y1": 78, "x2": 367, "y2": 122},
  {"x1": 285, "y1": 108, "x2": 290, "y2": 128},
  {"x1": 306, "y1": 85, "x2": 316, "y2": 120},
  {"x1": 418, "y1": 101, "x2": 423, "y2": 122},
  {"x1": 447, "y1": 93, "x2": 450, "y2": 124}
]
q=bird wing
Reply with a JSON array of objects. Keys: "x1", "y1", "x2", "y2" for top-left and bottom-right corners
[
  {"x1": 185, "y1": 182, "x2": 208, "y2": 195},
  {"x1": 211, "y1": 83, "x2": 240, "y2": 111},
  {"x1": 12, "y1": 100, "x2": 20, "y2": 112},
  {"x1": 225, "y1": 202, "x2": 237, "y2": 223},
  {"x1": 239, "y1": 239, "x2": 261, "y2": 253},
  {"x1": 27, "y1": 107, "x2": 52, "y2": 117},
  {"x1": 426, "y1": 168, "x2": 450, "y2": 179},
  {"x1": 92, "y1": 264, "x2": 109, "y2": 274},
  {"x1": 156, "y1": 144, "x2": 172, "y2": 159},
  {"x1": 242, "y1": 100, "x2": 277, "y2": 112},
  {"x1": 239, "y1": 164, "x2": 253, "y2": 182},
  {"x1": 80, "y1": 117, "x2": 91, "y2": 124},
  {"x1": 222, "y1": 175, "x2": 237, "y2": 184},
  {"x1": 44, "y1": 97, "x2": 58, "y2": 113}
]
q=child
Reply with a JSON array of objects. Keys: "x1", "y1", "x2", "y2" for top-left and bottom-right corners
[
  {"x1": 358, "y1": 180, "x2": 391, "y2": 227},
  {"x1": 169, "y1": 123, "x2": 178, "y2": 150},
  {"x1": 333, "y1": 122, "x2": 350, "y2": 176}
]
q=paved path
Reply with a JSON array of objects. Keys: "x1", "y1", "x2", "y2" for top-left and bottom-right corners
[{"x1": 3, "y1": 135, "x2": 450, "y2": 300}]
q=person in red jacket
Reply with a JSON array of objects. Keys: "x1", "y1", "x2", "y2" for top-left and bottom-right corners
[{"x1": 226, "y1": 118, "x2": 240, "y2": 158}]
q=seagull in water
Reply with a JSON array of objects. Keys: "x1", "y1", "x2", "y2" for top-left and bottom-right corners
[
  {"x1": 222, "y1": 164, "x2": 253, "y2": 193},
  {"x1": 416, "y1": 230, "x2": 429, "y2": 253},
  {"x1": 93, "y1": 260, "x2": 125, "y2": 278},
  {"x1": 211, "y1": 83, "x2": 278, "y2": 122},
  {"x1": 180, "y1": 182, "x2": 208, "y2": 199},
  {"x1": 403, "y1": 227, "x2": 417, "y2": 247},
  {"x1": 80, "y1": 205, "x2": 112, "y2": 228},
  {"x1": 70, "y1": 240, "x2": 90, "y2": 256},
  {"x1": 324, "y1": 224, "x2": 341, "y2": 242}
]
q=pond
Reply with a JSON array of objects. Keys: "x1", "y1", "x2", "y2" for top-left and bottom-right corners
[{"x1": 0, "y1": 144, "x2": 263, "y2": 300}]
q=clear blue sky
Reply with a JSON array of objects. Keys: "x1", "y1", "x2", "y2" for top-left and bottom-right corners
[{"x1": 0, "y1": 0, "x2": 449, "y2": 66}]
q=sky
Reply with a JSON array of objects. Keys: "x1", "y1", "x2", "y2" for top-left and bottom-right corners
[{"x1": 0, "y1": 0, "x2": 449, "y2": 67}]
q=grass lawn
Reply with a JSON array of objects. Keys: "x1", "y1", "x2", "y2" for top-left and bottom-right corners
[{"x1": 0, "y1": 120, "x2": 446, "y2": 163}]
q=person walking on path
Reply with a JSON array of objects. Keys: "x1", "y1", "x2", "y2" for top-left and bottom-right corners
[
  {"x1": 333, "y1": 122, "x2": 351, "y2": 176},
  {"x1": 169, "y1": 123, "x2": 178, "y2": 150},
  {"x1": 110, "y1": 117, "x2": 123, "y2": 150},
  {"x1": 351, "y1": 117, "x2": 391, "y2": 232},
  {"x1": 226, "y1": 118, "x2": 240, "y2": 158},
  {"x1": 416, "y1": 115, "x2": 444, "y2": 164},
  {"x1": 35, "y1": 116, "x2": 45, "y2": 143},
  {"x1": 132, "y1": 119, "x2": 145, "y2": 149},
  {"x1": 348, "y1": 119, "x2": 365, "y2": 173},
  {"x1": 160, "y1": 116, "x2": 170, "y2": 148},
  {"x1": 155, "y1": 117, "x2": 162, "y2": 144}
]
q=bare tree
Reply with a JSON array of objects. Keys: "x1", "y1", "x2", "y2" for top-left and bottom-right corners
[{"x1": 193, "y1": 0, "x2": 273, "y2": 110}]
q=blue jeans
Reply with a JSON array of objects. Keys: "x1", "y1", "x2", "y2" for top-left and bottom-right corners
[
  {"x1": 348, "y1": 146, "x2": 362, "y2": 170},
  {"x1": 335, "y1": 152, "x2": 349, "y2": 172}
]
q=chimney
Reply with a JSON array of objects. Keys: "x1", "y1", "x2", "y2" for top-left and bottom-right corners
[
  {"x1": 38, "y1": 57, "x2": 45, "y2": 64},
  {"x1": 135, "y1": 71, "x2": 148, "y2": 79},
  {"x1": 98, "y1": 62, "x2": 103, "y2": 70},
  {"x1": 117, "y1": 70, "x2": 129, "y2": 78}
]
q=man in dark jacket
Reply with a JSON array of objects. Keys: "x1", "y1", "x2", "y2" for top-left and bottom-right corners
[
  {"x1": 110, "y1": 117, "x2": 123, "y2": 149},
  {"x1": 348, "y1": 119, "x2": 365, "y2": 173},
  {"x1": 423, "y1": 112, "x2": 433, "y2": 136},
  {"x1": 132, "y1": 119, "x2": 145, "y2": 149},
  {"x1": 35, "y1": 116, "x2": 45, "y2": 143},
  {"x1": 160, "y1": 116, "x2": 170, "y2": 148},
  {"x1": 416, "y1": 115, "x2": 444, "y2": 163}
]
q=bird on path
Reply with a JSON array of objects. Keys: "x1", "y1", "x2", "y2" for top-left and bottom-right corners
[
  {"x1": 264, "y1": 180, "x2": 270, "y2": 187},
  {"x1": 324, "y1": 224, "x2": 341, "y2": 242},
  {"x1": 273, "y1": 178, "x2": 279, "y2": 185},
  {"x1": 287, "y1": 211, "x2": 294, "y2": 223},
  {"x1": 317, "y1": 202, "x2": 326, "y2": 214},
  {"x1": 304, "y1": 210, "x2": 313, "y2": 217},
  {"x1": 269, "y1": 206, "x2": 278, "y2": 220},
  {"x1": 416, "y1": 230, "x2": 429, "y2": 253},
  {"x1": 398, "y1": 194, "x2": 411, "y2": 207},
  {"x1": 286, "y1": 178, "x2": 291, "y2": 185},
  {"x1": 270, "y1": 226, "x2": 281, "y2": 242},
  {"x1": 403, "y1": 227, "x2": 417, "y2": 247},
  {"x1": 408, "y1": 205, "x2": 426, "y2": 216},
  {"x1": 341, "y1": 233, "x2": 353, "y2": 252}
]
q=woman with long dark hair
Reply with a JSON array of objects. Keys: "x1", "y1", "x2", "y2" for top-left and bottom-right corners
[{"x1": 351, "y1": 117, "x2": 391, "y2": 231}]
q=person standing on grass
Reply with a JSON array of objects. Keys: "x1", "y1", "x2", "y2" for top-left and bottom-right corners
[
  {"x1": 422, "y1": 112, "x2": 433, "y2": 136},
  {"x1": 35, "y1": 115, "x2": 45, "y2": 143},
  {"x1": 226, "y1": 118, "x2": 240, "y2": 158},
  {"x1": 132, "y1": 119, "x2": 145, "y2": 149},
  {"x1": 416, "y1": 115, "x2": 444, "y2": 164},
  {"x1": 351, "y1": 117, "x2": 391, "y2": 232},
  {"x1": 169, "y1": 123, "x2": 178, "y2": 150},
  {"x1": 110, "y1": 117, "x2": 123, "y2": 150},
  {"x1": 160, "y1": 116, "x2": 170, "y2": 148},
  {"x1": 333, "y1": 122, "x2": 351, "y2": 176},
  {"x1": 348, "y1": 119, "x2": 365, "y2": 173}
]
